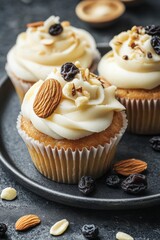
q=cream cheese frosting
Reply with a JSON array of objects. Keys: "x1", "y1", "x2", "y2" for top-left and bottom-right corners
[
  {"x1": 21, "y1": 64, "x2": 125, "y2": 140},
  {"x1": 98, "y1": 26, "x2": 160, "y2": 89},
  {"x1": 7, "y1": 16, "x2": 99, "y2": 82}
]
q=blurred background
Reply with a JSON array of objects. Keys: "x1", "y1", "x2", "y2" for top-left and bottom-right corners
[{"x1": 0, "y1": 0, "x2": 159, "y2": 79}]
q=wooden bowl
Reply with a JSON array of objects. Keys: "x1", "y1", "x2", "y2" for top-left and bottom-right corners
[{"x1": 75, "y1": 0, "x2": 126, "y2": 28}]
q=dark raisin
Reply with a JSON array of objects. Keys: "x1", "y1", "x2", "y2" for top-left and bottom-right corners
[
  {"x1": 49, "y1": 23, "x2": 63, "y2": 36},
  {"x1": 78, "y1": 176, "x2": 95, "y2": 196},
  {"x1": 151, "y1": 35, "x2": 160, "y2": 55},
  {"x1": 0, "y1": 223, "x2": 7, "y2": 237},
  {"x1": 149, "y1": 136, "x2": 160, "y2": 151},
  {"x1": 121, "y1": 174, "x2": 147, "y2": 195},
  {"x1": 61, "y1": 62, "x2": 79, "y2": 81},
  {"x1": 81, "y1": 224, "x2": 99, "y2": 239},
  {"x1": 145, "y1": 25, "x2": 160, "y2": 36},
  {"x1": 106, "y1": 175, "x2": 121, "y2": 188}
]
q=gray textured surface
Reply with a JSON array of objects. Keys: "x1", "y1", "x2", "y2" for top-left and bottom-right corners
[{"x1": 0, "y1": 0, "x2": 160, "y2": 239}]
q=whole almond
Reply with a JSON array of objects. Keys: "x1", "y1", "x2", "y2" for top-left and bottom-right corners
[
  {"x1": 27, "y1": 21, "x2": 44, "y2": 28},
  {"x1": 15, "y1": 214, "x2": 41, "y2": 231},
  {"x1": 113, "y1": 158, "x2": 147, "y2": 176},
  {"x1": 33, "y1": 79, "x2": 62, "y2": 118}
]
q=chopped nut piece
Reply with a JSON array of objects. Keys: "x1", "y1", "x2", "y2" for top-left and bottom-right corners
[
  {"x1": 27, "y1": 21, "x2": 44, "y2": 28},
  {"x1": 75, "y1": 96, "x2": 88, "y2": 107},
  {"x1": 72, "y1": 84, "x2": 76, "y2": 96},
  {"x1": 116, "y1": 231, "x2": 134, "y2": 240},
  {"x1": 76, "y1": 87, "x2": 82, "y2": 93},
  {"x1": 50, "y1": 219, "x2": 69, "y2": 236},
  {"x1": 1, "y1": 187, "x2": 17, "y2": 201},
  {"x1": 61, "y1": 21, "x2": 70, "y2": 27},
  {"x1": 41, "y1": 39, "x2": 54, "y2": 46},
  {"x1": 85, "y1": 68, "x2": 90, "y2": 80}
]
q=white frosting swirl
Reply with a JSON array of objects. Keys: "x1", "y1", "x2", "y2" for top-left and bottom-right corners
[
  {"x1": 98, "y1": 26, "x2": 160, "y2": 89},
  {"x1": 21, "y1": 67, "x2": 125, "y2": 140},
  {"x1": 7, "y1": 16, "x2": 99, "y2": 82}
]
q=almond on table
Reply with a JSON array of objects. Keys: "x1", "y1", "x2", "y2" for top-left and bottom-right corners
[
  {"x1": 113, "y1": 158, "x2": 147, "y2": 176},
  {"x1": 15, "y1": 214, "x2": 41, "y2": 231}
]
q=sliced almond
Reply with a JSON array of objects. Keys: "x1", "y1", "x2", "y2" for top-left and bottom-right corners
[
  {"x1": 33, "y1": 79, "x2": 62, "y2": 118},
  {"x1": 50, "y1": 219, "x2": 69, "y2": 236},
  {"x1": 41, "y1": 39, "x2": 54, "y2": 46},
  {"x1": 116, "y1": 231, "x2": 134, "y2": 240},
  {"x1": 113, "y1": 158, "x2": 147, "y2": 176},
  {"x1": 27, "y1": 21, "x2": 44, "y2": 28},
  {"x1": 15, "y1": 214, "x2": 41, "y2": 231},
  {"x1": 1, "y1": 187, "x2": 17, "y2": 201}
]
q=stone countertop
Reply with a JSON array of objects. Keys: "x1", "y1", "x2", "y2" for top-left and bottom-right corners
[{"x1": 0, "y1": 0, "x2": 160, "y2": 239}]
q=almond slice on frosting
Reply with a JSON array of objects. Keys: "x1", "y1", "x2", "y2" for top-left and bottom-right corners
[{"x1": 27, "y1": 21, "x2": 44, "y2": 28}]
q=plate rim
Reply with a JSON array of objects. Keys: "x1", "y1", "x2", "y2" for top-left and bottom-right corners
[{"x1": 1, "y1": 74, "x2": 160, "y2": 210}]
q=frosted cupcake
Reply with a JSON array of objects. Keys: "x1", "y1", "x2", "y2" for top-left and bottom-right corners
[
  {"x1": 17, "y1": 62, "x2": 127, "y2": 184},
  {"x1": 98, "y1": 25, "x2": 160, "y2": 135},
  {"x1": 6, "y1": 16, "x2": 99, "y2": 102}
]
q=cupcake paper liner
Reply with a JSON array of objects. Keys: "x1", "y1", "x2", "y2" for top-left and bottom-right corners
[
  {"x1": 119, "y1": 97, "x2": 160, "y2": 135},
  {"x1": 6, "y1": 64, "x2": 34, "y2": 103},
  {"x1": 17, "y1": 112, "x2": 127, "y2": 184}
]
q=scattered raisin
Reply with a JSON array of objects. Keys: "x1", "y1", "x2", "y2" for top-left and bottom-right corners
[
  {"x1": 0, "y1": 223, "x2": 7, "y2": 237},
  {"x1": 145, "y1": 25, "x2": 160, "y2": 36},
  {"x1": 151, "y1": 35, "x2": 160, "y2": 55},
  {"x1": 106, "y1": 175, "x2": 121, "y2": 188},
  {"x1": 81, "y1": 224, "x2": 99, "y2": 239},
  {"x1": 147, "y1": 52, "x2": 152, "y2": 58},
  {"x1": 121, "y1": 174, "x2": 147, "y2": 195},
  {"x1": 78, "y1": 176, "x2": 95, "y2": 196},
  {"x1": 61, "y1": 62, "x2": 79, "y2": 81},
  {"x1": 149, "y1": 136, "x2": 160, "y2": 151},
  {"x1": 49, "y1": 23, "x2": 63, "y2": 36}
]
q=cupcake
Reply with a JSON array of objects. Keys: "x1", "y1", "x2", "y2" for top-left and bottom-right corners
[
  {"x1": 17, "y1": 62, "x2": 127, "y2": 184},
  {"x1": 98, "y1": 25, "x2": 160, "y2": 135},
  {"x1": 6, "y1": 16, "x2": 100, "y2": 102}
]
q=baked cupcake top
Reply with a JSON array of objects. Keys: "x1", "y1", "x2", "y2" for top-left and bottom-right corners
[
  {"x1": 98, "y1": 25, "x2": 160, "y2": 89},
  {"x1": 21, "y1": 62, "x2": 125, "y2": 140},
  {"x1": 7, "y1": 16, "x2": 99, "y2": 82}
]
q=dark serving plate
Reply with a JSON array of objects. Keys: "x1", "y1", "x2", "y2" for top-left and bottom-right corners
[{"x1": 0, "y1": 46, "x2": 160, "y2": 210}]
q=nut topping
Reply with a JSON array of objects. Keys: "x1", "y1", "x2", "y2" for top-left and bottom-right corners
[
  {"x1": 27, "y1": 21, "x2": 44, "y2": 28},
  {"x1": 61, "y1": 21, "x2": 70, "y2": 27},
  {"x1": 50, "y1": 219, "x2": 69, "y2": 236},
  {"x1": 33, "y1": 79, "x2": 62, "y2": 118},
  {"x1": 113, "y1": 158, "x2": 147, "y2": 176},
  {"x1": 15, "y1": 214, "x2": 41, "y2": 231},
  {"x1": 41, "y1": 39, "x2": 54, "y2": 46}
]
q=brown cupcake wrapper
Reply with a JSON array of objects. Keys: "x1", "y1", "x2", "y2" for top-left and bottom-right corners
[
  {"x1": 118, "y1": 97, "x2": 160, "y2": 135},
  {"x1": 5, "y1": 64, "x2": 34, "y2": 103},
  {"x1": 17, "y1": 112, "x2": 127, "y2": 184}
]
